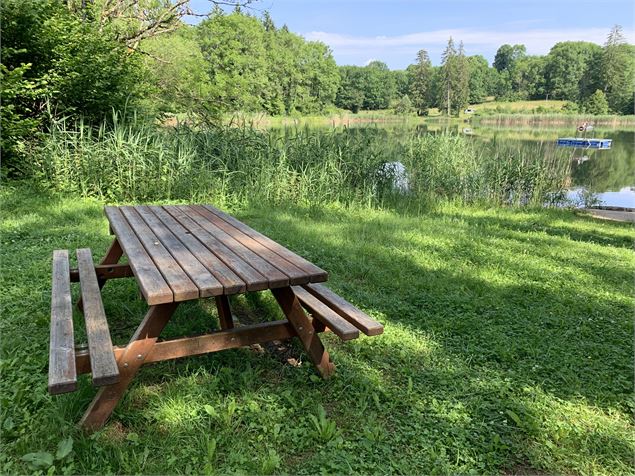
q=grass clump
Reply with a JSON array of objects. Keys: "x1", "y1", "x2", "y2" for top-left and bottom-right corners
[{"x1": 1, "y1": 184, "x2": 633, "y2": 475}]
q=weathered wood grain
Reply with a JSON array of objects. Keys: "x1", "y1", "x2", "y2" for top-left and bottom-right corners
[
  {"x1": 105, "y1": 207, "x2": 173, "y2": 304},
  {"x1": 76, "y1": 248, "x2": 120, "y2": 386},
  {"x1": 272, "y1": 286, "x2": 335, "y2": 378},
  {"x1": 187, "y1": 206, "x2": 289, "y2": 288},
  {"x1": 163, "y1": 205, "x2": 268, "y2": 291},
  {"x1": 202, "y1": 204, "x2": 328, "y2": 282},
  {"x1": 292, "y1": 286, "x2": 359, "y2": 341},
  {"x1": 48, "y1": 250, "x2": 77, "y2": 395},
  {"x1": 135, "y1": 206, "x2": 223, "y2": 297},
  {"x1": 148, "y1": 206, "x2": 245, "y2": 295},
  {"x1": 193, "y1": 205, "x2": 308, "y2": 284},
  {"x1": 120, "y1": 206, "x2": 199, "y2": 301},
  {"x1": 303, "y1": 283, "x2": 384, "y2": 336}
]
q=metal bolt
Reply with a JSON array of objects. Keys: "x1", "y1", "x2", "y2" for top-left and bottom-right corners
[
  {"x1": 136, "y1": 354, "x2": 143, "y2": 360},
  {"x1": 123, "y1": 362, "x2": 129, "y2": 368},
  {"x1": 154, "y1": 241, "x2": 159, "y2": 246},
  {"x1": 298, "y1": 326, "x2": 303, "y2": 331},
  {"x1": 231, "y1": 337, "x2": 236, "y2": 342}
]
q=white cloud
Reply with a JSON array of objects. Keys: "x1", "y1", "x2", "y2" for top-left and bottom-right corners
[{"x1": 305, "y1": 27, "x2": 635, "y2": 57}]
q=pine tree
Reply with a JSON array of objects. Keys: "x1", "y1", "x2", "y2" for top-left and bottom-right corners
[
  {"x1": 455, "y1": 41, "x2": 470, "y2": 113},
  {"x1": 440, "y1": 37, "x2": 457, "y2": 116},
  {"x1": 600, "y1": 25, "x2": 635, "y2": 113},
  {"x1": 409, "y1": 49, "x2": 432, "y2": 115}
]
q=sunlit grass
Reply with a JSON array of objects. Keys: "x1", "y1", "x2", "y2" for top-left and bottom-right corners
[{"x1": 1, "y1": 183, "x2": 633, "y2": 474}]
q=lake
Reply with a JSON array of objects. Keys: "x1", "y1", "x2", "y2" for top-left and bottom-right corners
[{"x1": 281, "y1": 122, "x2": 634, "y2": 209}]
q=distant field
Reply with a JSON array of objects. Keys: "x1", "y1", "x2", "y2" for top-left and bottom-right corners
[{"x1": 467, "y1": 100, "x2": 568, "y2": 115}]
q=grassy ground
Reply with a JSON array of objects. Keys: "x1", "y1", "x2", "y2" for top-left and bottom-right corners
[{"x1": 1, "y1": 183, "x2": 633, "y2": 475}]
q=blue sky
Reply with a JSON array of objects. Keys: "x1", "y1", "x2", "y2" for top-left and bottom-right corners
[{"x1": 187, "y1": 0, "x2": 635, "y2": 68}]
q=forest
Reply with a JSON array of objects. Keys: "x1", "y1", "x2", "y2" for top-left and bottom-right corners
[{"x1": 3, "y1": 0, "x2": 635, "y2": 169}]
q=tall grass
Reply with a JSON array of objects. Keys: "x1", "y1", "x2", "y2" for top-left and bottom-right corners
[{"x1": 28, "y1": 116, "x2": 573, "y2": 208}]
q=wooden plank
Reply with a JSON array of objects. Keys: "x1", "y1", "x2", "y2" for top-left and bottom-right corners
[
  {"x1": 75, "y1": 320, "x2": 296, "y2": 373},
  {"x1": 187, "y1": 206, "x2": 289, "y2": 288},
  {"x1": 292, "y1": 286, "x2": 359, "y2": 341},
  {"x1": 202, "y1": 204, "x2": 328, "y2": 282},
  {"x1": 120, "y1": 207, "x2": 199, "y2": 301},
  {"x1": 70, "y1": 263, "x2": 133, "y2": 282},
  {"x1": 135, "y1": 206, "x2": 223, "y2": 297},
  {"x1": 76, "y1": 248, "x2": 120, "y2": 386},
  {"x1": 192, "y1": 205, "x2": 308, "y2": 285},
  {"x1": 148, "y1": 206, "x2": 245, "y2": 295},
  {"x1": 163, "y1": 206, "x2": 268, "y2": 292},
  {"x1": 49, "y1": 250, "x2": 77, "y2": 395},
  {"x1": 272, "y1": 287, "x2": 335, "y2": 378},
  {"x1": 303, "y1": 283, "x2": 384, "y2": 336},
  {"x1": 105, "y1": 207, "x2": 173, "y2": 305}
]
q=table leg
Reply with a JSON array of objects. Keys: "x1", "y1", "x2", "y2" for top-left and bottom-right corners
[
  {"x1": 79, "y1": 302, "x2": 178, "y2": 431},
  {"x1": 215, "y1": 295, "x2": 234, "y2": 330},
  {"x1": 77, "y1": 238, "x2": 123, "y2": 312},
  {"x1": 271, "y1": 287, "x2": 335, "y2": 378}
]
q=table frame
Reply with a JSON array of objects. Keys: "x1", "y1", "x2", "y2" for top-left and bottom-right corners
[{"x1": 77, "y1": 238, "x2": 334, "y2": 431}]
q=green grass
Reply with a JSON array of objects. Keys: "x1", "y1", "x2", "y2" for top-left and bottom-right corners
[{"x1": 1, "y1": 183, "x2": 633, "y2": 475}]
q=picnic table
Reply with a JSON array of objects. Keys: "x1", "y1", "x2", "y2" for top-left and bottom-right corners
[{"x1": 48, "y1": 205, "x2": 383, "y2": 431}]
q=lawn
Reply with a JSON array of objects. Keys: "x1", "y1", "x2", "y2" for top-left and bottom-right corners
[{"x1": 1, "y1": 183, "x2": 633, "y2": 475}]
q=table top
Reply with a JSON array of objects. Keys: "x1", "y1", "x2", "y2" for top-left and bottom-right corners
[{"x1": 104, "y1": 205, "x2": 328, "y2": 305}]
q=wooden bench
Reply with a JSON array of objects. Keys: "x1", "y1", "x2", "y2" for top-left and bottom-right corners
[
  {"x1": 292, "y1": 283, "x2": 383, "y2": 341},
  {"x1": 48, "y1": 249, "x2": 120, "y2": 395}
]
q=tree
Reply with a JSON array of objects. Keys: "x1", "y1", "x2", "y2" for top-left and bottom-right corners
[
  {"x1": 439, "y1": 38, "x2": 469, "y2": 115},
  {"x1": 584, "y1": 89, "x2": 609, "y2": 115},
  {"x1": 141, "y1": 28, "x2": 216, "y2": 116},
  {"x1": 493, "y1": 44, "x2": 526, "y2": 72},
  {"x1": 466, "y1": 55, "x2": 489, "y2": 103},
  {"x1": 393, "y1": 95, "x2": 414, "y2": 115},
  {"x1": 600, "y1": 25, "x2": 635, "y2": 114},
  {"x1": 512, "y1": 56, "x2": 547, "y2": 99},
  {"x1": 335, "y1": 66, "x2": 365, "y2": 112},
  {"x1": 545, "y1": 41, "x2": 602, "y2": 101},
  {"x1": 440, "y1": 37, "x2": 457, "y2": 115},
  {"x1": 409, "y1": 49, "x2": 432, "y2": 115},
  {"x1": 362, "y1": 61, "x2": 395, "y2": 109}
]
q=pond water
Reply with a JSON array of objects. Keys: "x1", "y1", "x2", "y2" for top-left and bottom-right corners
[{"x1": 291, "y1": 122, "x2": 634, "y2": 209}]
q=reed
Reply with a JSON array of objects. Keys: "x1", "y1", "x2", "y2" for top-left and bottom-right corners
[{"x1": 28, "y1": 115, "x2": 574, "y2": 209}]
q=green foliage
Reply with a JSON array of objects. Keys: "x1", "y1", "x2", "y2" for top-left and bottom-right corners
[
  {"x1": 600, "y1": 26, "x2": 635, "y2": 114},
  {"x1": 584, "y1": 89, "x2": 610, "y2": 115},
  {"x1": 140, "y1": 27, "x2": 217, "y2": 118},
  {"x1": 439, "y1": 38, "x2": 469, "y2": 115},
  {"x1": 197, "y1": 10, "x2": 339, "y2": 115},
  {"x1": 545, "y1": 41, "x2": 602, "y2": 101},
  {"x1": 409, "y1": 50, "x2": 433, "y2": 115},
  {"x1": 393, "y1": 95, "x2": 414, "y2": 115},
  {"x1": 493, "y1": 44, "x2": 526, "y2": 72},
  {"x1": 0, "y1": 0, "x2": 144, "y2": 170}
]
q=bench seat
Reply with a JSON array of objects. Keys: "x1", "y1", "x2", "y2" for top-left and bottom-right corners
[
  {"x1": 48, "y1": 249, "x2": 119, "y2": 395},
  {"x1": 292, "y1": 283, "x2": 384, "y2": 340}
]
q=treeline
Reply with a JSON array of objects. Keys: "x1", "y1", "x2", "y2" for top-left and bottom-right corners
[
  {"x1": 336, "y1": 29, "x2": 635, "y2": 116},
  {"x1": 2, "y1": 2, "x2": 634, "y2": 170}
]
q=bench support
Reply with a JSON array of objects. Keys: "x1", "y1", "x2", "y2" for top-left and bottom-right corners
[
  {"x1": 80, "y1": 302, "x2": 178, "y2": 431},
  {"x1": 272, "y1": 287, "x2": 335, "y2": 378}
]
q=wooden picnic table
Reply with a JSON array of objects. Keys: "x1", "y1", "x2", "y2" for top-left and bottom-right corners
[{"x1": 48, "y1": 204, "x2": 383, "y2": 431}]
